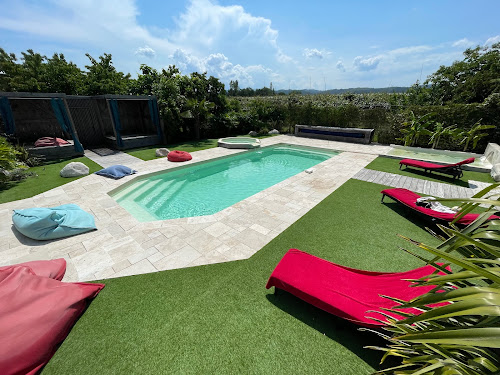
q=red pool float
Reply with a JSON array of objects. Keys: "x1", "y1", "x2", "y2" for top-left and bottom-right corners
[{"x1": 168, "y1": 150, "x2": 192, "y2": 162}]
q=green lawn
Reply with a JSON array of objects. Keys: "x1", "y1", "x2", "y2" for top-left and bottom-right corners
[
  {"x1": 126, "y1": 139, "x2": 219, "y2": 161},
  {"x1": 44, "y1": 179, "x2": 440, "y2": 374},
  {"x1": 366, "y1": 156, "x2": 494, "y2": 187},
  {"x1": 0, "y1": 157, "x2": 103, "y2": 204},
  {"x1": 126, "y1": 135, "x2": 281, "y2": 161}
]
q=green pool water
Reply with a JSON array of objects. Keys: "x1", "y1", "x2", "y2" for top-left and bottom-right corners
[
  {"x1": 388, "y1": 146, "x2": 491, "y2": 169},
  {"x1": 111, "y1": 144, "x2": 339, "y2": 221}
]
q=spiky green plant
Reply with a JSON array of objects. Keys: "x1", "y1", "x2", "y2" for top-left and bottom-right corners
[
  {"x1": 457, "y1": 119, "x2": 495, "y2": 152},
  {"x1": 428, "y1": 122, "x2": 458, "y2": 149},
  {"x1": 365, "y1": 183, "x2": 500, "y2": 374},
  {"x1": 398, "y1": 111, "x2": 434, "y2": 147}
]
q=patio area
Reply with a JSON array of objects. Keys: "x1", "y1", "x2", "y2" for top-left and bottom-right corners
[{"x1": 0, "y1": 135, "x2": 391, "y2": 282}]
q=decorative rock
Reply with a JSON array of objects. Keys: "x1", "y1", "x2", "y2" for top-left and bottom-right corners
[
  {"x1": 268, "y1": 129, "x2": 280, "y2": 135},
  {"x1": 248, "y1": 131, "x2": 258, "y2": 137},
  {"x1": 156, "y1": 148, "x2": 170, "y2": 157},
  {"x1": 491, "y1": 163, "x2": 500, "y2": 182},
  {"x1": 60, "y1": 162, "x2": 89, "y2": 178}
]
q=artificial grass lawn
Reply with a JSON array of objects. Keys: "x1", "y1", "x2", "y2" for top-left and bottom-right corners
[
  {"x1": 366, "y1": 156, "x2": 495, "y2": 187},
  {"x1": 0, "y1": 157, "x2": 103, "y2": 204},
  {"x1": 126, "y1": 135, "x2": 281, "y2": 161},
  {"x1": 44, "y1": 179, "x2": 441, "y2": 374},
  {"x1": 126, "y1": 139, "x2": 219, "y2": 161}
]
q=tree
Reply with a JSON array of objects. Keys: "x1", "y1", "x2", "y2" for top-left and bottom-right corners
[
  {"x1": 424, "y1": 42, "x2": 500, "y2": 104},
  {"x1": 83, "y1": 53, "x2": 131, "y2": 95},
  {"x1": 44, "y1": 53, "x2": 84, "y2": 94},
  {"x1": 228, "y1": 80, "x2": 239, "y2": 96}
]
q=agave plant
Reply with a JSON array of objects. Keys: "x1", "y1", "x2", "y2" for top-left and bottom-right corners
[
  {"x1": 399, "y1": 111, "x2": 435, "y2": 147},
  {"x1": 457, "y1": 119, "x2": 496, "y2": 152},
  {"x1": 365, "y1": 183, "x2": 500, "y2": 374},
  {"x1": 428, "y1": 122, "x2": 458, "y2": 149}
]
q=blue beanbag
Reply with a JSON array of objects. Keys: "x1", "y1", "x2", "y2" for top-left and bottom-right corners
[
  {"x1": 95, "y1": 165, "x2": 137, "y2": 179},
  {"x1": 12, "y1": 204, "x2": 96, "y2": 240}
]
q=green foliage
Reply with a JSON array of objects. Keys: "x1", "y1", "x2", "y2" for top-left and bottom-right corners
[
  {"x1": 398, "y1": 111, "x2": 434, "y2": 146},
  {"x1": 457, "y1": 119, "x2": 496, "y2": 152},
  {"x1": 83, "y1": 53, "x2": 130, "y2": 95},
  {"x1": 428, "y1": 122, "x2": 458, "y2": 149},
  {"x1": 0, "y1": 135, "x2": 33, "y2": 188},
  {"x1": 409, "y1": 43, "x2": 500, "y2": 105},
  {"x1": 367, "y1": 184, "x2": 500, "y2": 374}
]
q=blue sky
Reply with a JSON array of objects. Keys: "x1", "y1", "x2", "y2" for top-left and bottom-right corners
[{"x1": 0, "y1": 0, "x2": 499, "y2": 90}]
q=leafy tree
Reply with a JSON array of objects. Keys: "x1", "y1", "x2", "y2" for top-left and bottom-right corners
[
  {"x1": 457, "y1": 119, "x2": 495, "y2": 152},
  {"x1": 44, "y1": 53, "x2": 84, "y2": 94},
  {"x1": 83, "y1": 53, "x2": 131, "y2": 95},
  {"x1": 128, "y1": 64, "x2": 159, "y2": 96},
  {"x1": 0, "y1": 48, "x2": 21, "y2": 91},
  {"x1": 424, "y1": 42, "x2": 500, "y2": 104},
  {"x1": 228, "y1": 80, "x2": 239, "y2": 96}
]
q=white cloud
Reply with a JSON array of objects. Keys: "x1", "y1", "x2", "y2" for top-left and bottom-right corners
[
  {"x1": 169, "y1": 49, "x2": 277, "y2": 88},
  {"x1": 353, "y1": 55, "x2": 381, "y2": 71},
  {"x1": 452, "y1": 38, "x2": 474, "y2": 48},
  {"x1": 135, "y1": 45, "x2": 156, "y2": 58},
  {"x1": 171, "y1": 0, "x2": 285, "y2": 63},
  {"x1": 388, "y1": 45, "x2": 432, "y2": 56},
  {"x1": 336, "y1": 60, "x2": 345, "y2": 72},
  {"x1": 485, "y1": 35, "x2": 500, "y2": 45},
  {"x1": 303, "y1": 48, "x2": 330, "y2": 59}
]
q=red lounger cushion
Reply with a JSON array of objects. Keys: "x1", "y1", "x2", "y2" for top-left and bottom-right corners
[
  {"x1": 34, "y1": 137, "x2": 69, "y2": 147},
  {"x1": 0, "y1": 258, "x2": 66, "y2": 280},
  {"x1": 168, "y1": 150, "x2": 192, "y2": 162},
  {"x1": 382, "y1": 188, "x2": 500, "y2": 225},
  {"x1": 266, "y1": 249, "x2": 448, "y2": 327},
  {"x1": 0, "y1": 266, "x2": 104, "y2": 375},
  {"x1": 400, "y1": 157, "x2": 475, "y2": 170}
]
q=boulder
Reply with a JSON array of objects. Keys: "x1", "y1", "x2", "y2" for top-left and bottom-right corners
[
  {"x1": 268, "y1": 129, "x2": 280, "y2": 135},
  {"x1": 60, "y1": 162, "x2": 89, "y2": 178},
  {"x1": 156, "y1": 148, "x2": 170, "y2": 157},
  {"x1": 491, "y1": 163, "x2": 500, "y2": 182},
  {"x1": 248, "y1": 131, "x2": 258, "y2": 137}
]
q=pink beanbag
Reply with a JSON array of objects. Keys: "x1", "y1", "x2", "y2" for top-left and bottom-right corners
[
  {"x1": 0, "y1": 258, "x2": 67, "y2": 280},
  {"x1": 168, "y1": 150, "x2": 192, "y2": 162},
  {"x1": 34, "y1": 137, "x2": 69, "y2": 147},
  {"x1": 0, "y1": 266, "x2": 104, "y2": 375}
]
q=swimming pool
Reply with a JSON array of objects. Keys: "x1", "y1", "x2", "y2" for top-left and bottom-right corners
[{"x1": 110, "y1": 144, "x2": 339, "y2": 221}]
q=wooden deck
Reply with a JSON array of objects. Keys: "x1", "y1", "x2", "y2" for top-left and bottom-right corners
[{"x1": 353, "y1": 169, "x2": 475, "y2": 198}]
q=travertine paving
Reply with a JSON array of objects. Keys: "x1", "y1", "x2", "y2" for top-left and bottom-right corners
[{"x1": 0, "y1": 136, "x2": 390, "y2": 282}]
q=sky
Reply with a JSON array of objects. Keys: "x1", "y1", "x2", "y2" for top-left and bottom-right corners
[{"x1": 0, "y1": 0, "x2": 499, "y2": 90}]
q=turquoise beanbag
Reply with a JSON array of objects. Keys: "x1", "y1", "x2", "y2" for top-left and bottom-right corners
[{"x1": 12, "y1": 204, "x2": 96, "y2": 240}]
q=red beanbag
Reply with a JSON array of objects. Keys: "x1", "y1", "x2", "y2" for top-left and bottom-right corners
[
  {"x1": 0, "y1": 258, "x2": 66, "y2": 280},
  {"x1": 0, "y1": 266, "x2": 104, "y2": 375},
  {"x1": 34, "y1": 137, "x2": 69, "y2": 147},
  {"x1": 167, "y1": 150, "x2": 192, "y2": 162}
]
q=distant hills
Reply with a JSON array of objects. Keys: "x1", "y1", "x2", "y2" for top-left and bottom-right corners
[{"x1": 276, "y1": 87, "x2": 410, "y2": 95}]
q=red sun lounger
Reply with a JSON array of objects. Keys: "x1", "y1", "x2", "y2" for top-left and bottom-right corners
[
  {"x1": 266, "y1": 249, "x2": 448, "y2": 328},
  {"x1": 381, "y1": 188, "x2": 499, "y2": 225},
  {"x1": 399, "y1": 157, "x2": 475, "y2": 179}
]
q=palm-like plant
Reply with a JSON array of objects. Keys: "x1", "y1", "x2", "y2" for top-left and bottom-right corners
[
  {"x1": 399, "y1": 111, "x2": 434, "y2": 147},
  {"x1": 366, "y1": 183, "x2": 500, "y2": 374},
  {"x1": 428, "y1": 122, "x2": 458, "y2": 149},
  {"x1": 457, "y1": 119, "x2": 495, "y2": 152}
]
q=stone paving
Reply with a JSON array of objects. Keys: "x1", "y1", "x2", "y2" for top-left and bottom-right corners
[{"x1": 0, "y1": 136, "x2": 391, "y2": 282}]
